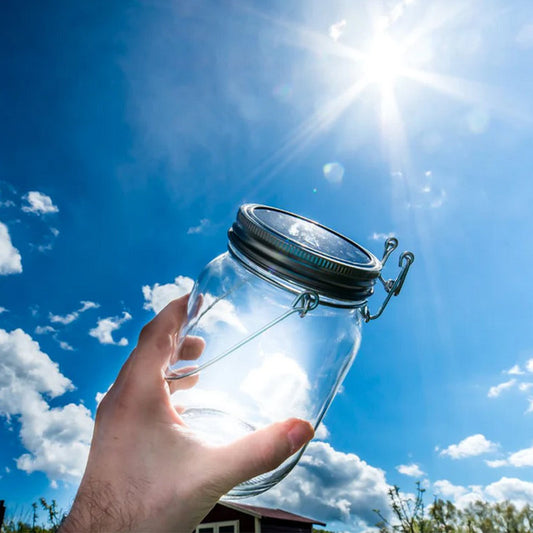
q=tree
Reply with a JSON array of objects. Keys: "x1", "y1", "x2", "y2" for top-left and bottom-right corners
[{"x1": 374, "y1": 481, "x2": 533, "y2": 533}]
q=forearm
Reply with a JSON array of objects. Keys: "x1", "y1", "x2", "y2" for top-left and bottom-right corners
[
  {"x1": 59, "y1": 477, "x2": 139, "y2": 533},
  {"x1": 60, "y1": 474, "x2": 213, "y2": 533}
]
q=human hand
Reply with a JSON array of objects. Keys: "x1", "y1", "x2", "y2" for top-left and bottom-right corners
[{"x1": 60, "y1": 295, "x2": 314, "y2": 533}]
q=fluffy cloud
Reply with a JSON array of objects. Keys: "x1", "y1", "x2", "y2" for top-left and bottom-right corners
[
  {"x1": 507, "y1": 364, "x2": 525, "y2": 375},
  {"x1": 485, "y1": 477, "x2": 533, "y2": 506},
  {"x1": 440, "y1": 434, "x2": 498, "y2": 459},
  {"x1": 49, "y1": 300, "x2": 100, "y2": 325},
  {"x1": 0, "y1": 328, "x2": 93, "y2": 484},
  {"x1": 370, "y1": 231, "x2": 396, "y2": 241},
  {"x1": 0, "y1": 222, "x2": 22, "y2": 275},
  {"x1": 254, "y1": 441, "x2": 390, "y2": 529},
  {"x1": 22, "y1": 191, "x2": 59, "y2": 215},
  {"x1": 488, "y1": 379, "x2": 516, "y2": 398},
  {"x1": 89, "y1": 312, "x2": 132, "y2": 346},
  {"x1": 0, "y1": 307, "x2": 7, "y2": 314},
  {"x1": 527, "y1": 359, "x2": 533, "y2": 373},
  {"x1": 142, "y1": 276, "x2": 246, "y2": 333},
  {"x1": 435, "y1": 477, "x2": 533, "y2": 509},
  {"x1": 49, "y1": 311, "x2": 79, "y2": 325},
  {"x1": 187, "y1": 218, "x2": 210, "y2": 235},
  {"x1": 142, "y1": 276, "x2": 194, "y2": 313},
  {"x1": 396, "y1": 463, "x2": 425, "y2": 477},
  {"x1": 59, "y1": 341, "x2": 74, "y2": 351},
  {"x1": 433, "y1": 479, "x2": 474, "y2": 505},
  {"x1": 486, "y1": 459, "x2": 509, "y2": 468},
  {"x1": 35, "y1": 325, "x2": 57, "y2": 335},
  {"x1": 241, "y1": 351, "x2": 310, "y2": 421},
  {"x1": 485, "y1": 445, "x2": 533, "y2": 468}
]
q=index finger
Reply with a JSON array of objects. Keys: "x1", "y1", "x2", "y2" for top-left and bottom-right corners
[{"x1": 130, "y1": 295, "x2": 190, "y2": 381}]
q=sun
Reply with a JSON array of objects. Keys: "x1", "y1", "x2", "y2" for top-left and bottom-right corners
[{"x1": 364, "y1": 33, "x2": 405, "y2": 87}]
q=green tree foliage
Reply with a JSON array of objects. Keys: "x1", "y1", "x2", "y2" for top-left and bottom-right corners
[{"x1": 374, "y1": 482, "x2": 533, "y2": 533}]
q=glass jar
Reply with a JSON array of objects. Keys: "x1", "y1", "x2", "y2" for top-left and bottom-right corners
[{"x1": 166, "y1": 204, "x2": 414, "y2": 497}]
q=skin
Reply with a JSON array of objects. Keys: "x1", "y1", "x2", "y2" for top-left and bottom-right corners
[{"x1": 59, "y1": 295, "x2": 314, "y2": 533}]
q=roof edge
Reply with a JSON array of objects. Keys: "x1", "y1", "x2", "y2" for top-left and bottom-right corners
[{"x1": 218, "y1": 501, "x2": 326, "y2": 526}]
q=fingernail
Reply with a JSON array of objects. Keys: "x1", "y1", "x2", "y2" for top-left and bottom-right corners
[{"x1": 287, "y1": 420, "x2": 314, "y2": 454}]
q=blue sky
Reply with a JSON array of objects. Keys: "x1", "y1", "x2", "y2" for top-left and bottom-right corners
[{"x1": 1, "y1": 0, "x2": 533, "y2": 530}]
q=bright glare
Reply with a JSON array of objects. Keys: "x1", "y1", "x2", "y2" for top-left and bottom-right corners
[{"x1": 364, "y1": 33, "x2": 404, "y2": 86}]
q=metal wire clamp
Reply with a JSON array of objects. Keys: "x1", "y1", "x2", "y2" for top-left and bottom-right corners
[{"x1": 361, "y1": 237, "x2": 415, "y2": 322}]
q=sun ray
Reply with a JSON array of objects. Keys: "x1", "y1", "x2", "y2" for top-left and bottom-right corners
[
  {"x1": 245, "y1": 78, "x2": 370, "y2": 196},
  {"x1": 402, "y1": 68, "x2": 531, "y2": 123}
]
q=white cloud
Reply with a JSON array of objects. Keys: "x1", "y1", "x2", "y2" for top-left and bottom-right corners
[
  {"x1": 35, "y1": 325, "x2": 57, "y2": 335},
  {"x1": 0, "y1": 328, "x2": 92, "y2": 484},
  {"x1": 142, "y1": 276, "x2": 194, "y2": 314},
  {"x1": 315, "y1": 423, "x2": 330, "y2": 441},
  {"x1": 329, "y1": 20, "x2": 346, "y2": 41},
  {"x1": 49, "y1": 300, "x2": 100, "y2": 325},
  {"x1": 16, "y1": 402, "x2": 93, "y2": 481},
  {"x1": 488, "y1": 379, "x2": 516, "y2": 398},
  {"x1": 440, "y1": 434, "x2": 498, "y2": 459},
  {"x1": 142, "y1": 276, "x2": 246, "y2": 333},
  {"x1": 89, "y1": 312, "x2": 132, "y2": 346},
  {"x1": 488, "y1": 446, "x2": 533, "y2": 468},
  {"x1": 22, "y1": 191, "x2": 58, "y2": 215},
  {"x1": 0, "y1": 222, "x2": 22, "y2": 275},
  {"x1": 486, "y1": 459, "x2": 509, "y2": 468},
  {"x1": 433, "y1": 479, "x2": 470, "y2": 502},
  {"x1": 508, "y1": 446, "x2": 533, "y2": 467},
  {"x1": 519, "y1": 382, "x2": 533, "y2": 392},
  {"x1": 241, "y1": 352, "x2": 310, "y2": 421},
  {"x1": 78, "y1": 301, "x2": 99, "y2": 313},
  {"x1": 49, "y1": 311, "x2": 79, "y2": 325},
  {"x1": 396, "y1": 463, "x2": 425, "y2": 477},
  {"x1": 254, "y1": 441, "x2": 390, "y2": 529},
  {"x1": 370, "y1": 232, "x2": 395, "y2": 241},
  {"x1": 187, "y1": 218, "x2": 210, "y2": 235},
  {"x1": 507, "y1": 364, "x2": 525, "y2": 375},
  {"x1": 59, "y1": 341, "x2": 74, "y2": 351},
  {"x1": 526, "y1": 359, "x2": 533, "y2": 373},
  {"x1": 434, "y1": 477, "x2": 533, "y2": 510},
  {"x1": 0, "y1": 307, "x2": 7, "y2": 314},
  {"x1": 484, "y1": 477, "x2": 533, "y2": 507}
]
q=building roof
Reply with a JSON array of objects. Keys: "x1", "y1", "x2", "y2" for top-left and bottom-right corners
[{"x1": 220, "y1": 501, "x2": 326, "y2": 526}]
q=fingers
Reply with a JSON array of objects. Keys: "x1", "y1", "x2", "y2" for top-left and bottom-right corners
[
  {"x1": 210, "y1": 418, "x2": 314, "y2": 491},
  {"x1": 167, "y1": 366, "x2": 200, "y2": 394},
  {"x1": 167, "y1": 336, "x2": 205, "y2": 393},
  {"x1": 130, "y1": 296, "x2": 190, "y2": 379},
  {"x1": 177, "y1": 335, "x2": 206, "y2": 360}
]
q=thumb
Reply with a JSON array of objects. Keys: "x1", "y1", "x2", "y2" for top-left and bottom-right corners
[{"x1": 211, "y1": 418, "x2": 314, "y2": 491}]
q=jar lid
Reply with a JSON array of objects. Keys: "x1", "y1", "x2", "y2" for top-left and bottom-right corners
[{"x1": 227, "y1": 204, "x2": 382, "y2": 302}]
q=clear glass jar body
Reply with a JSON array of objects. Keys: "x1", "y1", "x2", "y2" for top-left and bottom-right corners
[{"x1": 167, "y1": 251, "x2": 363, "y2": 497}]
